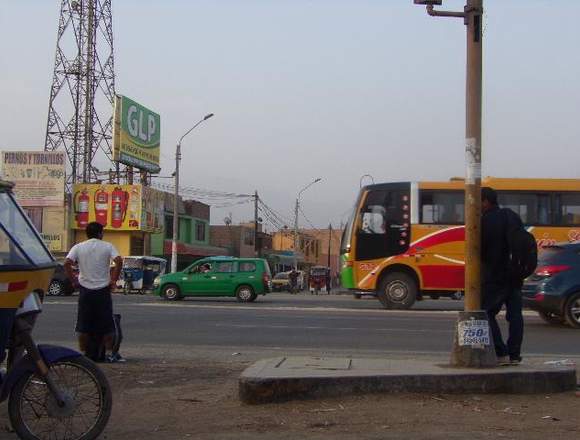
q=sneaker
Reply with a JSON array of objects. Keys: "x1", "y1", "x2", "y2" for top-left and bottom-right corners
[
  {"x1": 509, "y1": 356, "x2": 522, "y2": 365},
  {"x1": 497, "y1": 355, "x2": 511, "y2": 366},
  {"x1": 105, "y1": 353, "x2": 126, "y2": 363}
]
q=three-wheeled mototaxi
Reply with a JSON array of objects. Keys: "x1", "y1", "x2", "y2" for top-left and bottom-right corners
[{"x1": 119, "y1": 256, "x2": 167, "y2": 294}]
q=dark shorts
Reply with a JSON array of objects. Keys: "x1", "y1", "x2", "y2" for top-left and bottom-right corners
[
  {"x1": 0, "y1": 308, "x2": 16, "y2": 364},
  {"x1": 76, "y1": 285, "x2": 114, "y2": 335}
]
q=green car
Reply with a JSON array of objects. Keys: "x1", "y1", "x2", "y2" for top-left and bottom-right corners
[{"x1": 154, "y1": 257, "x2": 272, "y2": 302}]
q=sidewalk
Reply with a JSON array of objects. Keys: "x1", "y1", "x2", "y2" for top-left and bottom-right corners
[{"x1": 239, "y1": 356, "x2": 577, "y2": 404}]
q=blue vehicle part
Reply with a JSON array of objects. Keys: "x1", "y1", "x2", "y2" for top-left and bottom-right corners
[{"x1": 0, "y1": 344, "x2": 81, "y2": 402}]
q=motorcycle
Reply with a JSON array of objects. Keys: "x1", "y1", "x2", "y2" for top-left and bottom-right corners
[{"x1": 0, "y1": 179, "x2": 112, "y2": 439}]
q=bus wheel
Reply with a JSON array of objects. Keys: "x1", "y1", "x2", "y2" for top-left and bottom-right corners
[{"x1": 377, "y1": 272, "x2": 417, "y2": 310}]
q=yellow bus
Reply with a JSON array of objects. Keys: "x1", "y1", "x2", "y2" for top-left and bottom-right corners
[{"x1": 340, "y1": 177, "x2": 580, "y2": 309}]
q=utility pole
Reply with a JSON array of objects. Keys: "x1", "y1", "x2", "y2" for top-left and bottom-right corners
[
  {"x1": 415, "y1": 0, "x2": 494, "y2": 367},
  {"x1": 293, "y1": 198, "x2": 299, "y2": 269},
  {"x1": 327, "y1": 223, "x2": 332, "y2": 269},
  {"x1": 254, "y1": 190, "x2": 259, "y2": 257}
]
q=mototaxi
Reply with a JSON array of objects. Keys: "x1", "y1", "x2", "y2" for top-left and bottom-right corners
[
  {"x1": 120, "y1": 255, "x2": 167, "y2": 294},
  {"x1": 308, "y1": 265, "x2": 330, "y2": 294}
]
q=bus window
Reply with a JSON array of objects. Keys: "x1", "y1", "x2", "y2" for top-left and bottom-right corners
[
  {"x1": 355, "y1": 186, "x2": 410, "y2": 261},
  {"x1": 498, "y1": 192, "x2": 550, "y2": 225},
  {"x1": 420, "y1": 191, "x2": 464, "y2": 225},
  {"x1": 556, "y1": 193, "x2": 580, "y2": 226}
]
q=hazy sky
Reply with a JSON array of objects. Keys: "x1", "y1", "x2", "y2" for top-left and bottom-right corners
[{"x1": 1, "y1": 1, "x2": 579, "y2": 231}]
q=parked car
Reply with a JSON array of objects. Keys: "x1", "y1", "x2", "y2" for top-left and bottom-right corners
[
  {"x1": 271, "y1": 270, "x2": 305, "y2": 292},
  {"x1": 47, "y1": 262, "x2": 75, "y2": 296},
  {"x1": 154, "y1": 256, "x2": 271, "y2": 302},
  {"x1": 522, "y1": 243, "x2": 580, "y2": 328}
]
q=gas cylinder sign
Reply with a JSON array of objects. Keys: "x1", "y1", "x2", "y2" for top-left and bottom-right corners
[
  {"x1": 113, "y1": 95, "x2": 161, "y2": 173},
  {"x1": 457, "y1": 319, "x2": 490, "y2": 346},
  {"x1": 71, "y1": 184, "x2": 143, "y2": 231}
]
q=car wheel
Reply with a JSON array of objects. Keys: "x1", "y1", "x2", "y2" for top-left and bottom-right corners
[
  {"x1": 47, "y1": 279, "x2": 65, "y2": 296},
  {"x1": 377, "y1": 272, "x2": 417, "y2": 310},
  {"x1": 538, "y1": 310, "x2": 565, "y2": 326},
  {"x1": 162, "y1": 284, "x2": 181, "y2": 301},
  {"x1": 564, "y1": 292, "x2": 580, "y2": 329},
  {"x1": 236, "y1": 285, "x2": 256, "y2": 302}
]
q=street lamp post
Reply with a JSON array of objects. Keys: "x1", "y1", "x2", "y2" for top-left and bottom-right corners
[
  {"x1": 414, "y1": 0, "x2": 494, "y2": 367},
  {"x1": 171, "y1": 113, "x2": 214, "y2": 273},
  {"x1": 293, "y1": 178, "x2": 322, "y2": 269}
]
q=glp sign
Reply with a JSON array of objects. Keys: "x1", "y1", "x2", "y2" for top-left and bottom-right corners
[{"x1": 113, "y1": 95, "x2": 161, "y2": 173}]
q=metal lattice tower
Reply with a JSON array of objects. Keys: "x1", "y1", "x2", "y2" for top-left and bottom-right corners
[{"x1": 44, "y1": 0, "x2": 116, "y2": 190}]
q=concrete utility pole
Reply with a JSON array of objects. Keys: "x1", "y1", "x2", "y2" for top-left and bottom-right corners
[
  {"x1": 171, "y1": 113, "x2": 214, "y2": 273},
  {"x1": 293, "y1": 178, "x2": 322, "y2": 269},
  {"x1": 254, "y1": 190, "x2": 259, "y2": 257},
  {"x1": 414, "y1": 0, "x2": 494, "y2": 367}
]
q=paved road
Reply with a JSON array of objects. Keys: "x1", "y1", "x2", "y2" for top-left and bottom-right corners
[{"x1": 37, "y1": 292, "x2": 579, "y2": 358}]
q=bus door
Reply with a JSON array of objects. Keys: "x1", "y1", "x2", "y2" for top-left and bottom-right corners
[{"x1": 355, "y1": 183, "x2": 411, "y2": 262}]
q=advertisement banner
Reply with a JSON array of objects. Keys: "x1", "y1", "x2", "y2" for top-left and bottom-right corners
[
  {"x1": 41, "y1": 207, "x2": 66, "y2": 252},
  {"x1": 72, "y1": 184, "x2": 143, "y2": 231},
  {"x1": 141, "y1": 186, "x2": 165, "y2": 233},
  {"x1": 0, "y1": 151, "x2": 65, "y2": 207},
  {"x1": 113, "y1": 95, "x2": 161, "y2": 173}
]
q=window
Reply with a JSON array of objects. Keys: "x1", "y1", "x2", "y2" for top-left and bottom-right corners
[
  {"x1": 195, "y1": 221, "x2": 206, "y2": 241},
  {"x1": 165, "y1": 215, "x2": 173, "y2": 239},
  {"x1": 355, "y1": 184, "x2": 411, "y2": 260},
  {"x1": 239, "y1": 262, "x2": 256, "y2": 272},
  {"x1": 244, "y1": 229, "x2": 254, "y2": 246},
  {"x1": 498, "y1": 192, "x2": 550, "y2": 225},
  {"x1": 556, "y1": 193, "x2": 580, "y2": 226},
  {"x1": 215, "y1": 261, "x2": 235, "y2": 273},
  {"x1": 420, "y1": 191, "x2": 464, "y2": 225},
  {"x1": 0, "y1": 193, "x2": 53, "y2": 266}
]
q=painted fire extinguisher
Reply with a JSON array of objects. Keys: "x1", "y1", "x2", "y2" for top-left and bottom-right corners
[
  {"x1": 74, "y1": 188, "x2": 90, "y2": 228},
  {"x1": 94, "y1": 186, "x2": 109, "y2": 227},
  {"x1": 128, "y1": 187, "x2": 140, "y2": 228},
  {"x1": 111, "y1": 186, "x2": 129, "y2": 229}
]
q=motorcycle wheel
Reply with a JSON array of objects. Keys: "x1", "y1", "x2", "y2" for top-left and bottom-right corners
[{"x1": 8, "y1": 356, "x2": 112, "y2": 440}]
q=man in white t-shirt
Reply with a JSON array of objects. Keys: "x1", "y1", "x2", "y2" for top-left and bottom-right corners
[{"x1": 65, "y1": 222, "x2": 123, "y2": 362}]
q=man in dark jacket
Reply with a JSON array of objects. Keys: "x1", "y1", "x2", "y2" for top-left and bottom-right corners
[{"x1": 481, "y1": 187, "x2": 524, "y2": 365}]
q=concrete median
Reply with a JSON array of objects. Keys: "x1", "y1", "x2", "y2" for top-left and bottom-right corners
[{"x1": 239, "y1": 356, "x2": 577, "y2": 404}]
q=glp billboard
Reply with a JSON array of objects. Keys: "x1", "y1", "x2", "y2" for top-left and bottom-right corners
[{"x1": 113, "y1": 95, "x2": 161, "y2": 173}]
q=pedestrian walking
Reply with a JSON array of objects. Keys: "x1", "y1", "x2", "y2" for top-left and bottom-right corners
[
  {"x1": 289, "y1": 268, "x2": 299, "y2": 294},
  {"x1": 481, "y1": 187, "x2": 534, "y2": 366},
  {"x1": 64, "y1": 222, "x2": 124, "y2": 363}
]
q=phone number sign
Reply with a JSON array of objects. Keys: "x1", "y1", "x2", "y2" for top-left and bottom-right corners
[{"x1": 458, "y1": 320, "x2": 490, "y2": 346}]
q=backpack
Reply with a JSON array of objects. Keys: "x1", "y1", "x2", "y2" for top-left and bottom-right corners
[{"x1": 502, "y1": 208, "x2": 538, "y2": 281}]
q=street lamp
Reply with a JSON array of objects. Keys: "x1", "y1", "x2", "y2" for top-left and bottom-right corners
[
  {"x1": 293, "y1": 177, "x2": 322, "y2": 268},
  {"x1": 414, "y1": 0, "x2": 491, "y2": 367},
  {"x1": 171, "y1": 113, "x2": 214, "y2": 273}
]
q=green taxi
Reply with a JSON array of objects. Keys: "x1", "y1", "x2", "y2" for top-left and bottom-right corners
[{"x1": 154, "y1": 257, "x2": 271, "y2": 302}]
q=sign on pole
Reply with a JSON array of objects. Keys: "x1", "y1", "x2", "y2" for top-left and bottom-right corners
[{"x1": 113, "y1": 95, "x2": 161, "y2": 173}]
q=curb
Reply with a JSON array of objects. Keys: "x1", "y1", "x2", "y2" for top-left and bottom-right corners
[{"x1": 239, "y1": 357, "x2": 577, "y2": 404}]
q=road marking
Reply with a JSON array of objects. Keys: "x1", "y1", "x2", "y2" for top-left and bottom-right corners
[
  {"x1": 214, "y1": 323, "x2": 450, "y2": 333},
  {"x1": 45, "y1": 300, "x2": 539, "y2": 317}
]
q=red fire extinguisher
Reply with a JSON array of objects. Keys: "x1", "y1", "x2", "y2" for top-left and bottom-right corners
[
  {"x1": 94, "y1": 187, "x2": 109, "y2": 227},
  {"x1": 111, "y1": 187, "x2": 129, "y2": 229},
  {"x1": 74, "y1": 188, "x2": 90, "y2": 228}
]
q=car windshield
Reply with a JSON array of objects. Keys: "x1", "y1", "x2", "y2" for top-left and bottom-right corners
[
  {"x1": 274, "y1": 273, "x2": 289, "y2": 280},
  {"x1": 0, "y1": 192, "x2": 53, "y2": 267},
  {"x1": 538, "y1": 246, "x2": 567, "y2": 263}
]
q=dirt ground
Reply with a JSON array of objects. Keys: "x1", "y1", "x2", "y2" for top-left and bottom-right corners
[{"x1": 2, "y1": 351, "x2": 579, "y2": 440}]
